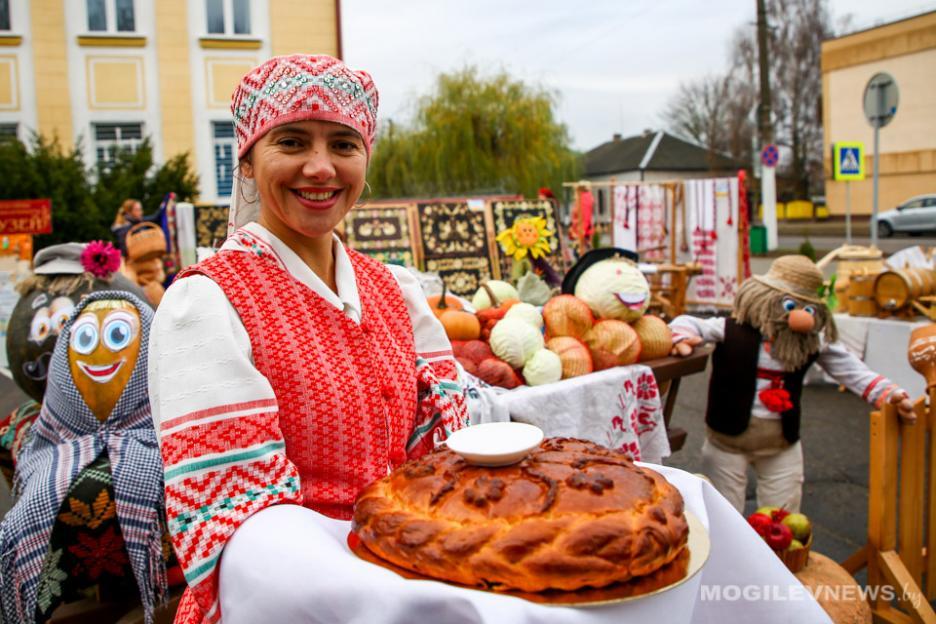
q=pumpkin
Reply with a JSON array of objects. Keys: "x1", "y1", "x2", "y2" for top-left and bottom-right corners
[
  {"x1": 522, "y1": 348, "x2": 563, "y2": 386},
  {"x1": 582, "y1": 320, "x2": 641, "y2": 370},
  {"x1": 476, "y1": 357, "x2": 523, "y2": 389},
  {"x1": 542, "y1": 295, "x2": 594, "y2": 340},
  {"x1": 489, "y1": 318, "x2": 544, "y2": 368},
  {"x1": 461, "y1": 340, "x2": 494, "y2": 365},
  {"x1": 574, "y1": 257, "x2": 650, "y2": 322},
  {"x1": 633, "y1": 315, "x2": 673, "y2": 361},
  {"x1": 439, "y1": 309, "x2": 481, "y2": 341},
  {"x1": 426, "y1": 282, "x2": 463, "y2": 320},
  {"x1": 472, "y1": 280, "x2": 519, "y2": 311},
  {"x1": 546, "y1": 336, "x2": 594, "y2": 379},
  {"x1": 456, "y1": 356, "x2": 479, "y2": 377},
  {"x1": 503, "y1": 302, "x2": 543, "y2": 330}
]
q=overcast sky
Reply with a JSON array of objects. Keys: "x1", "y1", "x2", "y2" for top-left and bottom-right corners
[{"x1": 342, "y1": 0, "x2": 936, "y2": 151}]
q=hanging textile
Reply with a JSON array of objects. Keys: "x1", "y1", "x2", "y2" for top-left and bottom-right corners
[
  {"x1": 194, "y1": 206, "x2": 230, "y2": 249},
  {"x1": 415, "y1": 201, "x2": 497, "y2": 297},
  {"x1": 636, "y1": 185, "x2": 667, "y2": 261},
  {"x1": 612, "y1": 185, "x2": 638, "y2": 252},
  {"x1": 344, "y1": 204, "x2": 417, "y2": 267}
]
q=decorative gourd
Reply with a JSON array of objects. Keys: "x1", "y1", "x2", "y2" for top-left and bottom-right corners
[
  {"x1": 471, "y1": 280, "x2": 519, "y2": 311},
  {"x1": 427, "y1": 282, "x2": 464, "y2": 320},
  {"x1": 522, "y1": 349, "x2": 563, "y2": 386},
  {"x1": 574, "y1": 257, "x2": 650, "y2": 322},
  {"x1": 461, "y1": 340, "x2": 494, "y2": 365},
  {"x1": 546, "y1": 336, "x2": 594, "y2": 379},
  {"x1": 476, "y1": 357, "x2": 523, "y2": 389},
  {"x1": 503, "y1": 302, "x2": 543, "y2": 330},
  {"x1": 439, "y1": 309, "x2": 481, "y2": 341},
  {"x1": 489, "y1": 318, "x2": 544, "y2": 368},
  {"x1": 542, "y1": 295, "x2": 594, "y2": 340},
  {"x1": 632, "y1": 315, "x2": 673, "y2": 362},
  {"x1": 582, "y1": 319, "x2": 641, "y2": 370}
]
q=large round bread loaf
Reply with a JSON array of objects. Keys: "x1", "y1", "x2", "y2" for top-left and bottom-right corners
[{"x1": 352, "y1": 438, "x2": 688, "y2": 592}]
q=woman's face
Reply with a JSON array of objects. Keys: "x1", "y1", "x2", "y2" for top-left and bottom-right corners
[
  {"x1": 241, "y1": 120, "x2": 367, "y2": 242},
  {"x1": 129, "y1": 202, "x2": 143, "y2": 220}
]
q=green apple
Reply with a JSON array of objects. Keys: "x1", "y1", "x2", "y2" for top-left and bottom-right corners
[
  {"x1": 782, "y1": 513, "x2": 811, "y2": 543},
  {"x1": 755, "y1": 506, "x2": 779, "y2": 517},
  {"x1": 788, "y1": 539, "x2": 804, "y2": 551}
]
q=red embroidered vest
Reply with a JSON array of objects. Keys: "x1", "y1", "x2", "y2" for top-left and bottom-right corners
[{"x1": 181, "y1": 247, "x2": 417, "y2": 519}]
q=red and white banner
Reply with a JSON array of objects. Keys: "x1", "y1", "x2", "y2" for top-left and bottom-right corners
[{"x1": 0, "y1": 199, "x2": 52, "y2": 235}]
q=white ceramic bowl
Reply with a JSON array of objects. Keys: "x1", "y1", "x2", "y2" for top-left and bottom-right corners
[{"x1": 444, "y1": 422, "x2": 544, "y2": 467}]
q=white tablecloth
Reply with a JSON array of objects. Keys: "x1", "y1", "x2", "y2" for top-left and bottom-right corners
[
  {"x1": 465, "y1": 365, "x2": 670, "y2": 464},
  {"x1": 827, "y1": 314, "x2": 931, "y2": 398},
  {"x1": 219, "y1": 465, "x2": 831, "y2": 623}
]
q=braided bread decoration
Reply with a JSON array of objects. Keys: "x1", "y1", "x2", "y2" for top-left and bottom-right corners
[{"x1": 352, "y1": 438, "x2": 688, "y2": 592}]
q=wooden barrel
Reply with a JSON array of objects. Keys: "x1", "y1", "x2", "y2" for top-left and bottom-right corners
[
  {"x1": 847, "y1": 273, "x2": 878, "y2": 317},
  {"x1": 833, "y1": 277, "x2": 849, "y2": 313},
  {"x1": 910, "y1": 267, "x2": 936, "y2": 296},
  {"x1": 874, "y1": 269, "x2": 923, "y2": 312}
]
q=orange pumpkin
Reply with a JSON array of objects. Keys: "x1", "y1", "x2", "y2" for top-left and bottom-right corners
[
  {"x1": 426, "y1": 282, "x2": 463, "y2": 320},
  {"x1": 440, "y1": 309, "x2": 482, "y2": 341}
]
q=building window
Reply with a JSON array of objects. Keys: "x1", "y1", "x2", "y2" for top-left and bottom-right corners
[
  {"x1": 206, "y1": 0, "x2": 251, "y2": 35},
  {"x1": 86, "y1": 0, "x2": 135, "y2": 33},
  {"x1": 213, "y1": 121, "x2": 236, "y2": 198},
  {"x1": 93, "y1": 122, "x2": 143, "y2": 167},
  {"x1": 0, "y1": 0, "x2": 10, "y2": 31},
  {"x1": 0, "y1": 123, "x2": 17, "y2": 141}
]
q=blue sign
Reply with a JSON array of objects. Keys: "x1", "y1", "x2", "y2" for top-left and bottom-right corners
[
  {"x1": 760, "y1": 144, "x2": 779, "y2": 168},
  {"x1": 833, "y1": 142, "x2": 864, "y2": 181}
]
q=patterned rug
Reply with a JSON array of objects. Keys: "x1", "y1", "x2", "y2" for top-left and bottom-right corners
[
  {"x1": 491, "y1": 200, "x2": 565, "y2": 278},
  {"x1": 343, "y1": 204, "x2": 416, "y2": 267},
  {"x1": 194, "y1": 205, "x2": 231, "y2": 249},
  {"x1": 416, "y1": 201, "x2": 498, "y2": 296}
]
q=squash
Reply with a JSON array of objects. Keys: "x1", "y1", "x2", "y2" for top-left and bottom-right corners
[
  {"x1": 546, "y1": 336, "x2": 594, "y2": 379},
  {"x1": 582, "y1": 320, "x2": 641, "y2": 370},
  {"x1": 632, "y1": 315, "x2": 672, "y2": 362},
  {"x1": 471, "y1": 280, "x2": 519, "y2": 311},
  {"x1": 542, "y1": 294, "x2": 594, "y2": 340},
  {"x1": 439, "y1": 309, "x2": 481, "y2": 341},
  {"x1": 427, "y1": 282, "x2": 463, "y2": 320}
]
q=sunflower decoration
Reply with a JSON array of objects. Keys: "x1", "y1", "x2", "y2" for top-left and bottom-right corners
[{"x1": 496, "y1": 217, "x2": 554, "y2": 261}]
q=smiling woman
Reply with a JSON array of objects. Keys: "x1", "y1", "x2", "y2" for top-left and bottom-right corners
[{"x1": 147, "y1": 55, "x2": 469, "y2": 624}]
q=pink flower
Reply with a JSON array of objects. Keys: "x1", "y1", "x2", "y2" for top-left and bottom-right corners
[{"x1": 80, "y1": 240, "x2": 121, "y2": 278}]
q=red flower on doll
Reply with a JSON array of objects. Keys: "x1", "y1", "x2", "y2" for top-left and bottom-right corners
[
  {"x1": 80, "y1": 240, "x2": 121, "y2": 278},
  {"x1": 759, "y1": 387, "x2": 793, "y2": 413}
]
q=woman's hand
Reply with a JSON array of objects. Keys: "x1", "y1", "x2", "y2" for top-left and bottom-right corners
[{"x1": 670, "y1": 334, "x2": 703, "y2": 357}]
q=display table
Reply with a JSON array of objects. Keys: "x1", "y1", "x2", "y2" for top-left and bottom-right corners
[
  {"x1": 465, "y1": 348, "x2": 712, "y2": 465},
  {"x1": 794, "y1": 552, "x2": 871, "y2": 624},
  {"x1": 832, "y1": 314, "x2": 931, "y2": 398},
  {"x1": 218, "y1": 465, "x2": 832, "y2": 623}
]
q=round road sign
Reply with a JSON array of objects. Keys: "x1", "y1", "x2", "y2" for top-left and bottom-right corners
[
  {"x1": 863, "y1": 72, "x2": 899, "y2": 129},
  {"x1": 760, "y1": 144, "x2": 779, "y2": 168}
]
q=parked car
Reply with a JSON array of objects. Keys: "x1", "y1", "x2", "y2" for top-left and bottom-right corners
[{"x1": 877, "y1": 194, "x2": 936, "y2": 237}]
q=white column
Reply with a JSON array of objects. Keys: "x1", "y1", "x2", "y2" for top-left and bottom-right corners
[{"x1": 762, "y1": 166, "x2": 778, "y2": 251}]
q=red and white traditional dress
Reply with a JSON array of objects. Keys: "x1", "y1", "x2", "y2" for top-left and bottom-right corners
[{"x1": 149, "y1": 223, "x2": 468, "y2": 623}]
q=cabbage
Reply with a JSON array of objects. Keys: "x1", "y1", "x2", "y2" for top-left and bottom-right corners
[
  {"x1": 503, "y1": 302, "x2": 543, "y2": 330},
  {"x1": 489, "y1": 318, "x2": 544, "y2": 368},
  {"x1": 517, "y1": 271, "x2": 552, "y2": 306},
  {"x1": 574, "y1": 258, "x2": 650, "y2": 322},
  {"x1": 523, "y1": 349, "x2": 563, "y2": 386}
]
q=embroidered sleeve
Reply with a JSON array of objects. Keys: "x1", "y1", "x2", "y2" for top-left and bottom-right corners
[
  {"x1": 669, "y1": 315, "x2": 726, "y2": 343},
  {"x1": 817, "y1": 340, "x2": 903, "y2": 408},
  {"x1": 387, "y1": 266, "x2": 469, "y2": 459},
  {"x1": 149, "y1": 276, "x2": 302, "y2": 623}
]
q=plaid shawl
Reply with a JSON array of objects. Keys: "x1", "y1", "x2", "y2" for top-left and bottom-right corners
[{"x1": 0, "y1": 291, "x2": 167, "y2": 623}]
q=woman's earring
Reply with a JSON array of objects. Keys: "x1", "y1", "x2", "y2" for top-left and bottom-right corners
[{"x1": 358, "y1": 181, "x2": 372, "y2": 205}]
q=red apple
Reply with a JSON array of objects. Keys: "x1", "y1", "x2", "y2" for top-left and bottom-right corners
[
  {"x1": 747, "y1": 513, "x2": 773, "y2": 537},
  {"x1": 764, "y1": 522, "x2": 794, "y2": 551}
]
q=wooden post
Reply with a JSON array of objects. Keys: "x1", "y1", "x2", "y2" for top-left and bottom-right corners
[
  {"x1": 898, "y1": 399, "x2": 927, "y2": 582},
  {"x1": 928, "y1": 387, "x2": 936, "y2": 598},
  {"x1": 868, "y1": 403, "x2": 900, "y2": 612}
]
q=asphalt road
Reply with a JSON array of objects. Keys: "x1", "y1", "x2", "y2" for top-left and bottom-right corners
[{"x1": 777, "y1": 234, "x2": 936, "y2": 255}]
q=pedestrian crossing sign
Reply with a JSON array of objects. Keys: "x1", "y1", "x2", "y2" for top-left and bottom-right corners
[{"x1": 833, "y1": 142, "x2": 865, "y2": 181}]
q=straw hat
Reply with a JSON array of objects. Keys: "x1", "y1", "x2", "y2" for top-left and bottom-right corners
[{"x1": 752, "y1": 255, "x2": 824, "y2": 304}]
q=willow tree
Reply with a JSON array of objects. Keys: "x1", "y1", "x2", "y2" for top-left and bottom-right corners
[{"x1": 368, "y1": 67, "x2": 580, "y2": 199}]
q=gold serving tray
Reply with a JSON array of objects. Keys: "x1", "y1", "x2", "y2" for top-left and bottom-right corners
[{"x1": 348, "y1": 511, "x2": 710, "y2": 607}]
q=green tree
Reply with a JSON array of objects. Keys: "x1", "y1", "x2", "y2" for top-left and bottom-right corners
[{"x1": 369, "y1": 67, "x2": 580, "y2": 199}]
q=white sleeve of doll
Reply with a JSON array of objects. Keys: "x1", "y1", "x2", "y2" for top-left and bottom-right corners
[
  {"x1": 817, "y1": 340, "x2": 902, "y2": 408},
  {"x1": 669, "y1": 315, "x2": 726, "y2": 344},
  {"x1": 148, "y1": 274, "x2": 276, "y2": 439}
]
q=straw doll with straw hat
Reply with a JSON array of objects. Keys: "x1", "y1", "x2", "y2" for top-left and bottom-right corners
[{"x1": 670, "y1": 255, "x2": 913, "y2": 513}]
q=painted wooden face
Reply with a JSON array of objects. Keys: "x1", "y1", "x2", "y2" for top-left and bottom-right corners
[{"x1": 67, "y1": 300, "x2": 141, "y2": 422}]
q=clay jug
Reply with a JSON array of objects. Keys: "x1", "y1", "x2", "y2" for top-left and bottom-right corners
[{"x1": 909, "y1": 324, "x2": 936, "y2": 390}]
